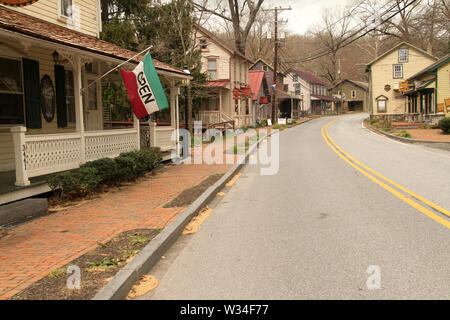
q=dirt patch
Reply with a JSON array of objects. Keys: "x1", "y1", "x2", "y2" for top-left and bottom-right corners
[
  {"x1": 163, "y1": 174, "x2": 224, "y2": 208},
  {"x1": 11, "y1": 228, "x2": 160, "y2": 300},
  {"x1": 392, "y1": 128, "x2": 450, "y2": 142}
]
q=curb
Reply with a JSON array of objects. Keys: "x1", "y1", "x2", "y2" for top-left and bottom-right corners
[
  {"x1": 364, "y1": 121, "x2": 450, "y2": 145},
  {"x1": 93, "y1": 117, "x2": 317, "y2": 300},
  {"x1": 92, "y1": 128, "x2": 276, "y2": 300}
]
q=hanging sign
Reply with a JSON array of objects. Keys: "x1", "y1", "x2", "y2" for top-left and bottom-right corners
[{"x1": 0, "y1": 0, "x2": 39, "y2": 6}]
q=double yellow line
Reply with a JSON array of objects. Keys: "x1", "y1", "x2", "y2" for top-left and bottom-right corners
[{"x1": 321, "y1": 119, "x2": 450, "y2": 229}]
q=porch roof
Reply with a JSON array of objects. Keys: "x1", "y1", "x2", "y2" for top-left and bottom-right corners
[
  {"x1": 0, "y1": 6, "x2": 188, "y2": 77},
  {"x1": 311, "y1": 94, "x2": 335, "y2": 102},
  {"x1": 203, "y1": 79, "x2": 230, "y2": 88}
]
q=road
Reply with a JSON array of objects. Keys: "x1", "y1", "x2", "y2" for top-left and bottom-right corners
[{"x1": 141, "y1": 113, "x2": 450, "y2": 300}]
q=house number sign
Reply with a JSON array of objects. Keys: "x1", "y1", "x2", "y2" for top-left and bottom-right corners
[
  {"x1": 0, "y1": 0, "x2": 39, "y2": 6},
  {"x1": 40, "y1": 75, "x2": 56, "y2": 123}
]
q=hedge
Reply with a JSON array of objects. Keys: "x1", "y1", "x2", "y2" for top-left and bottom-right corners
[
  {"x1": 438, "y1": 117, "x2": 450, "y2": 134},
  {"x1": 48, "y1": 147, "x2": 162, "y2": 198}
]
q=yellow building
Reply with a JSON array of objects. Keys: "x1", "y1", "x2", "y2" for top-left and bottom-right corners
[
  {"x1": 404, "y1": 54, "x2": 450, "y2": 121},
  {"x1": 366, "y1": 41, "x2": 437, "y2": 120}
]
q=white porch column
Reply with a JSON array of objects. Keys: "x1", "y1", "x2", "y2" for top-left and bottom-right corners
[
  {"x1": 134, "y1": 114, "x2": 141, "y2": 151},
  {"x1": 169, "y1": 80, "x2": 179, "y2": 156},
  {"x1": 149, "y1": 122, "x2": 157, "y2": 147},
  {"x1": 73, "y1": 54, "x2": 86, "y2": 163},
  {"x1": 11, "y1": 126, "x2": 30, "y2": 187}
]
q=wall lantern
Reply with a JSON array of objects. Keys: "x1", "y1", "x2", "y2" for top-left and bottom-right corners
[{"x1": 52, "y1": 50, "x2": 59, "y2": 64}]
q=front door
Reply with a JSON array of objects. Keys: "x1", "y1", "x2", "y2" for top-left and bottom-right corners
[{"x1": 85, "y1": 78, "x2": 102, "y2": 131}]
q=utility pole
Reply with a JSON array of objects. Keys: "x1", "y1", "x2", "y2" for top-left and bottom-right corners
[{"x1": 263, "y1": 6, "x2": 291, "y2": 124}]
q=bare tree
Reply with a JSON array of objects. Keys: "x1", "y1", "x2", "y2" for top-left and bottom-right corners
[{"x1": 190, "y1": 0, "x2": 265, "y2": 55}]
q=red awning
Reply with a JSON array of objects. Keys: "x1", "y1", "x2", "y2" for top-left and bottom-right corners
[{"x1": 203, "y1": 79, "x2": 230, "y2": 88}]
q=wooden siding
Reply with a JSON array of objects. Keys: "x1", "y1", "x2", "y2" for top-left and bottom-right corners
[
  {"x1": 0, "y1": 39, "x2": 77, "y2": 169},
  {"x1": 3, "y1": 0, "x2": 100, "y2": 37},
  {"x1": 370, "y1": 46, "x2": 436, "y2": 115},
  {"x1": 436, "y1": 61, "x2": 449, "y2": 116}
]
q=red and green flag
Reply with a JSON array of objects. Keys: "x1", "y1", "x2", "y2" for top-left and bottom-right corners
[{"x1": 121, "y1": 53, "x2": 169, "y2": 119}]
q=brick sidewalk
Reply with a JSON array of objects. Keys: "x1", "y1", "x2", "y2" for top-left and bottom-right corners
[{"x1": 0, "y1": 162, "x2": 231, "y2": 300}]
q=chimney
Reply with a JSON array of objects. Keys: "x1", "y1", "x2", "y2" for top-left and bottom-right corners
[{"x1": 427, "y1": 43, "x2": 433, "y2": 55}]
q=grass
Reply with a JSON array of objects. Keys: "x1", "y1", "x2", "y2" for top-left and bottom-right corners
[
  {"x1": 49, "y1": 268, "x2": 65, "y2": 278},
  {"x1": 87, "y1": 257, "x2": 121, "y2": 270},
  {"x1": 398, "y1": 130, "x2": 412, "y2": 138}
]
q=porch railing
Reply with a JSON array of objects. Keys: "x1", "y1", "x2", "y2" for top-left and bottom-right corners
[
  {"x1": 11, "y1": 126, "x2": 139, "y2": 186},
  {"x1": 195, "y1": 111, "x2": 221, "y2": 125}
]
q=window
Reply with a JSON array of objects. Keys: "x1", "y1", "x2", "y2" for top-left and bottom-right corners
[
  {"x1": 263, "y1": 65, "x2": 268, "y2": 72},
  {"x1": 0, "y1": 57, "x2": 24, "y2": 125},
  {"x1": 293, "y1": 74, "x2": 299, "y2": 82},
  {"x1": 235, "y1": 99, "x2": 239, "y2": 114},
  {"x1": 65, "y1": 70, "x2": 75, "y2": 124},
  {"x1": 61, "y1": 0, "x2": 73, "y2": 18},
  {"x1": 208, "y1": 97, "x2": 217, "y2": 111},
  {"x1": 351, "y1": 90, "x2": 356, "y2": 98},
  {"x1": 399, "y1": 48, "x2": 408, "y2": 62},
  {"x1": 207, "y1": 59, "x2": 217, "y2": 80},
  {"x1": 294, "y1": 83, "x2": 301, "y2": 95},
  {"x1": 199, "y1": 39, "x2": 207, "y2": 50},
  {"x1": 377, "y1": 99, "x2": 387, "y2": 113},
  {"x1": 245, "y1": 100, "x2": 249, "y2": 115},
  {"x1": 393, "y1": 64, "x2": 403, "y2": 79}
]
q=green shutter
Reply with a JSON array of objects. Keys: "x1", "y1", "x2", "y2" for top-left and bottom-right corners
[
  {"x1": 22, "y1": 58, "x2": 42, "y2": 129},
  {"x1": 55, "y1": 65, "x2": 67, "y2": 127}
]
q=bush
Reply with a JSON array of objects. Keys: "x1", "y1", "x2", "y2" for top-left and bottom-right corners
[
  {"x1": 48, "y1": 147, "x2": 162, "y2": 198},
  {"x1": 81, "y1": 158, "x2": 118, "y2": 185},
  {"x1": 438, "y1": 117, "x2": 450, "y2": 134},
  {"x1": 48, "y1": 167, "x2": 101, "y2": 197},
  {"x1": 399, "y1": 130, "x2": 412, "y2": 138}
]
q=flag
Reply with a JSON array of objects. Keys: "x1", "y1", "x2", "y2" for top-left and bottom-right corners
[
  {"x1": 270, "y1": 84, "x2": 278, "y2": 90},
  {"x1": 121, "y1": 53, "x2": 169, "y2": 119}
]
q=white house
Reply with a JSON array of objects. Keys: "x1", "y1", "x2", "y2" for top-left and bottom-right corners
[{"x1": 0, "y1": 1, "x2": 191, "y2": 204}]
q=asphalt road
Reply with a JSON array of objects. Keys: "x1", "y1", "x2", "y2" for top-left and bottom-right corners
[{"x1": 142, "y1": 113, "x2": 449, "y2": 300}]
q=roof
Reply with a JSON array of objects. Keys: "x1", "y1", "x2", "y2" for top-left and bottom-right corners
[
  {"x1": 194, "y1": 24, "x2": 253, "y2": 64},
  {"x1": 250, "y1": 58, "x2": 285, "y2": 77},
  {"x1": 0, "y1": 6, "x2": 188, "y2": 76},
  {"x1": 407, "y1": 54, "x2": 450, "y2": 80},
  {"x1": 330, "y1": 79, "x2": 368, "y2": 91},
  {"x1": 290, "y1": 69, "x2": 327, "y2": 86},
  {"x1": 311, "y1": 94, "x2": 335, "y2": 102},
  {"x1": 366, "y1": 41, "x2": 437, "y2": 67},
  {"x1": 249, "y1": 70, "x2": 265, "y2": 100},
  {"x1": 202, "y1": 79, "x2": 230, "y2": 88}
]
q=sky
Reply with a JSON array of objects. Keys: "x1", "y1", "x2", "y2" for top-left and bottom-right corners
[{"x1": 270, "y1": 0, "x2": 353, "y2": 35}]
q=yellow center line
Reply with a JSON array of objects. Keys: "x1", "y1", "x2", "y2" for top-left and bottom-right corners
[{"x1": 321, "y1": 119, "x2": 450, "y2": 229}]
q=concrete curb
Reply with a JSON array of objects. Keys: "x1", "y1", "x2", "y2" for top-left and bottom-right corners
[
  {"x1": 93, "y1": 117, "x2": 317, "y2": 300},
  {"x1": 364, "y1": 121, "x2": 450, "y2": 145},
  {"x1": 92, "y1": 129, "x2": 276, "y2": 300}
]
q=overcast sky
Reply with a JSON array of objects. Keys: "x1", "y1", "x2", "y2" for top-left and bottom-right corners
[{"x1": 267, "y1": 0, "x2": 353, "y2": 35}]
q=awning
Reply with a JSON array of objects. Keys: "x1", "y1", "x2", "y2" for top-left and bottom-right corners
[
  {"x1": 203, "y1": 79, "x2": 230, "y2": 88},
  {"x1": 311, "y1": 94, "x2": 336, "y2": 102},
  {"x1": 0, "y1": 6, "x2": 188, "y2": 77}
]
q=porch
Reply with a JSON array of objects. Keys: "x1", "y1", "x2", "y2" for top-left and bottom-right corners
[{"x1": 0, "y1": 7, "x2": 190, "y2": 191}]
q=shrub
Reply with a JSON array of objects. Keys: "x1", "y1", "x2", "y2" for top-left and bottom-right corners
[
  {"x1": 399, "y1": 130, "x2": 412, "y2": 138},
  {"x1": 80, "y1": 158, "x2": 118, "y2": 185},
  {"x1": 438, "y1": 117, "x2": 450, "y2": 134},
  {"x1": 48, "y1": 147, "x2": 162, "y2": 198},
  {"x1": 48, "y1": 167, "x2": 101, "y2": 197},
  {"x1": 115, "y1": 151, "x2": 139, "y2": 181}
]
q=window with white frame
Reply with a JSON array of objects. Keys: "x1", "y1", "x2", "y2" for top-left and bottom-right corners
[
  {"x1": 294, "y1": 83, "x2": 301, "y2": 94},
  {"x1": 293, "y1": 74, "x2": 299, "y2": 82},
  {"x1": 393, "y1": 64, "x2": 403, "y2": 79},
  {"x1": 0, "y1": 57, "x2": 24, "y2": 125},
  {"x1": 263, "y1": 65, "x2": 268, "y2": 72},
  {"x1": 61, "y1": 0, "x2": 73, "y2": 18},
  {"x1": 399, "y1": 48, "x2": 408, "y2": 62},
  {"x1": 207, "y1": 59, "x2": 217, "y2": 79},
  {"x1": 65, "y1": 70, "x2": 76, "y2": 124}
]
